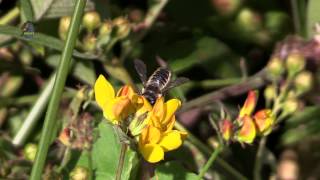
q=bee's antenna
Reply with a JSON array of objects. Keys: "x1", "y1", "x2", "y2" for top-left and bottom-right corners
[{"x1": 155, "y1": 55, "x2": 168, "y2": 68}]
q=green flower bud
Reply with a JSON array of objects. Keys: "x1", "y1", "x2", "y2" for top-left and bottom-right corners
[
  {"x1": 82, "y1": 35, "x2": 97, "y2": 52},
  {"x1": 283, "y1": 99, "x2": 299, "y2": 115},
  {"x1": 113, "y1": 16, "x2": 131, "y2": 39},
  {"x1": 236, "y1": 8, "x2": 262, "y2": 32},
  {"x1": 267, "y1": 57, "x2": 284, "y2": 79},
  {"x1": 99, "y1": 20, "x2": 113, "y2": 36},
  {"x1": 70, "y1": 166, "x2": 89, "y2": 180},
  {"x1": 294, "y1": 71, "x2": 313, "y2": 94},
  {"x1": 59, "y1": 16, "x2": 71, "y2": 40},
  {"x1": 286, "y1": 53, "x2": 305, "y2": 78},
  {"x1": 264, "y1": 85, "x2": 276, "y2": 101},
  {"x1": 82, "y1": 11, "x2": 101, "y2": 33},
  {"x1": 24, "y1": 143, "x2": 38, "y2": 162}
]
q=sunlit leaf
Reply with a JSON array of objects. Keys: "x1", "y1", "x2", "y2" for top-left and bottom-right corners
[
  {"x1": 307, "y1": 0, "x2": 320, "y2": 38},
  {"x1": 30, "y1": 0, "x2": 55, "y2": 20},
  {"x1": 153, "y1": 161, "x2": 198, "y2": 180},
  {"x1": 0, "y1": 25, "x2": 97, "y2": 59}
]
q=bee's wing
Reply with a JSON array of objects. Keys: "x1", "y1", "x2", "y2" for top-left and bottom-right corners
[
  {"x1": 163, "y1": 77, "x2": 189, "y2": 92},
  {"x1": 134, "y1": 59, "x2": 147, "y2": 84}
]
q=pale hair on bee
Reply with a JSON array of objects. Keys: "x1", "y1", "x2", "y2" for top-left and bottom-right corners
[{"x1": 134, "y1": 57, "x2": 189, "y2": 105}]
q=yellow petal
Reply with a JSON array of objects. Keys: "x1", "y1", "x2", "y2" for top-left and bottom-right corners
[
  {"x1": 163, "y1": 99, "x2": 181, "y2": 124},
  {"x1": 238, "y1": 90, "x2": 258, "y2": 119},
  {"x1": 159, "y1": 130, "x2": 183, "y2": 152},
  {"x1": 236, "y1": 115, "x2": 256, "y2": 144},
  {"x1": 140, "y1": 143, "x2": 164, "y2": 163},
  {"x1": 254, "y1": 109, "x2": 275, "y2": 136},
  {"x1": 220, "y1": 119, "x2": 233, "y2": 141},
  {"x1": 140, "y1": 125, "x2": 161, "y2": 144},
  {"x1": 112, "y1": 97, "x2": 132, "y2": 119},
  {"x1": 94, "y1": 75, "x2": 115, "y2": 108},
  {"x1": 152, "y1": 97, "x2": 165, "y2": 120},
  {"x1": 102, "y1": 100, "x2": 118, "y2": 124}
]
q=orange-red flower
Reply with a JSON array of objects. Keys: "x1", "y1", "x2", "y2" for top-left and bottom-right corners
[
  {"x1": 253, "y1": 109, "x2": 274, "y2": 136},
  {"x1": 220, "y1": 119, "x2": 233, "y2": 141}
]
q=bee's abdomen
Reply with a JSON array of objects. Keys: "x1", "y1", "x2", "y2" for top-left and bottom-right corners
[{"x1": 148, "y1": 68, "x2": 171, "y2": 88}]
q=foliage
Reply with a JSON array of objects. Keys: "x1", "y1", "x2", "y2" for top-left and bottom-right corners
[{"x1": 0, "y1": 0, "x2": 320, "y2": 179}]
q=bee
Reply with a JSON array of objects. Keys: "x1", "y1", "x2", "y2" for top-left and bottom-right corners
[
  {"x1": 21, "y1": 21, "x2": 35, "y2": 40},
  {"x1": 134, "y1": 57, "x2": 189, "y2": 105}
]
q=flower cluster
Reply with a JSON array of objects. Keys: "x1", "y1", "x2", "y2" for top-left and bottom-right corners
[
  {"x1": 94, "y1": 75, "x2": 187, "y2": 163},
  {"x1": 220, "y1": 90, "x2": 275, "y2": 144}
]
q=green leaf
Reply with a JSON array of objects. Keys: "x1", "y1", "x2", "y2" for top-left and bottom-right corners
[
  {"x1": 73, "y1": 60, "x2": 96, "y2": 84},
  {"x1": 281, "y1": 106, "x2": 320, "y2": 145},
  {"x1": 164, "y1": 36, "x2": 240, "y2": 77},
  {"x1": 91, "y1": 121, "x2": 138, "y2": 180},
  {"x1": 44, "y1": 0, "x2": 95, "y2": 19},
  {"x1": 307, "y1": 0, "x2": 320, "y2": 38},
  {"x1": 0, "y1": 25, "x2": 97, "y2": 59},
  {"x1": 153, "y1": 161, "x2": 198, "y2": 180},
  {"x1": 30, "y1": 0, "x2": 55, "y2": 20},
  {"x1": 20, "y1": 0, "x2": 34, "y2": 21}
]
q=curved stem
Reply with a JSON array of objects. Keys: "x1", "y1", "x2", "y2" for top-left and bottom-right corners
[
  {"x1": 30, "y1": 0, "x2": 87, "y2": 179},
  {"x1": 175, "y1": 121, "x2": 248, "y2": 180},
  {"x1": 197, "y1": 145, "x2": 223, "y2": 179}
]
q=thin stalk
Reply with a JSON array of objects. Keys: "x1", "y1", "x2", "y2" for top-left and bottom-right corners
[
  {"x1": 197, "y1": 145, "x2": 223, "y2": 179},
  {"x1": 30, "y1": 0, "x2": 87, "y2": 179},
  {"x1": 290, "y1": 0, "x2": 306, "y2": 36},
  {"x1": 116, "y1": 143, "x2": 128, "y2": 180},
  {"x1": 0, "y1": 7, "x2": 20, "y2": 25},
  {"x1": 175, "y1": 122, "x2": 247, "y2": 180},
  {"x1": 12, "y1": 75, "x2": 55, "y2": 146},
  {"x1": 178, "y1": 69, "x2": 268, "y2": 114},
  {"x1": 253, "y1": 137, "x2": 267, "y2": 180}
]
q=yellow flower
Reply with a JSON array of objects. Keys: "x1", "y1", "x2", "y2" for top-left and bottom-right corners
[
  {"x1": 139, "y1": 125, "x2": 187, "y2": 163},
  {"x1": 94, "y1": 75, "x2": 136, "y2": 124},
  {"x1": 138, "y1": 97, "x2": 187, "y2": 163},
  {"x1": 148, "y1": 97, "x2": 181, "y2": 133}
]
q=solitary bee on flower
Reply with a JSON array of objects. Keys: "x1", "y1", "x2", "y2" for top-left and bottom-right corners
[{"x1": 134, "y1": 57, "x2": 189, "y2": 105}]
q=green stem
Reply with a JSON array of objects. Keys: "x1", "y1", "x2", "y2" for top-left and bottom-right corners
[
  {"x1": 179, "y1": 69, "x2": 268, "y2": 114},
  {"x1": 12, "y1": 75, "x2": 56, "y2": 146},
  {"x1": 116, "y1": 143, "x2": 128, "y2": 180},
  {"x1": 290, "y1": 0, "x2": 306, "y2": 36},
  {"x1": 0, "y1": 7, "x2": 20, "y2": 25},
  {"x1": 174, "y1": 122, "x2": 247, "y2": 180},
  {"x1": 253, "y1": 137, "x2": 267, "y2": 180},
  {"x1": 197, "y1": 145, "x2": 223, "y2": 179},
  {"x1": 87, "y1": 150, "x2": 93, "y2": 180},
  {"x1": 30, "y1": 0, "x2": 87, "y2": 179}
]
